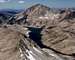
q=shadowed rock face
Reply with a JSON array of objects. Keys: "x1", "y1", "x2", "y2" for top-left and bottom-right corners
[{"x1": 0, "y1": 9, "x2": 21, "y2": 25}]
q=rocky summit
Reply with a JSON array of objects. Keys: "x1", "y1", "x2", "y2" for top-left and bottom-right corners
[{"x1": 0, "y1": 4, "x2": 75, "y2": 60}]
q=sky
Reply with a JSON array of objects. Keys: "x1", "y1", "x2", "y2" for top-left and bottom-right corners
[{"x1": 0, "y1": 0, "x2": 75, "y2": 9}]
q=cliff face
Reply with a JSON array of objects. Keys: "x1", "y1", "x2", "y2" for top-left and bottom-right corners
[{"x1": 0, "y1": 4, "x2": 75, "y2": 60}]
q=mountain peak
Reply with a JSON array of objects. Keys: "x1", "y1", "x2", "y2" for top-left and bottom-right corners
[
  {"x1": 29, "y1": 4, "x2": 48, "y2": 7},
  {"x1": 30, "y1": 4, "x2": 49, "y2": 8},
  {"x1": 25, "y1": 4, "x2": 50, "y2": 17}
]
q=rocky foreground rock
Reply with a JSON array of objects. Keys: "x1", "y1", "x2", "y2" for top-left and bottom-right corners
[{"x1": 0, "y1": 4, "x2": 75, "y2": 60}]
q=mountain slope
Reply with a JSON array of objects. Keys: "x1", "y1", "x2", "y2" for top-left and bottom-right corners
[{"x1": 1, "y1": 4, "x2": 75, "y2": 60}]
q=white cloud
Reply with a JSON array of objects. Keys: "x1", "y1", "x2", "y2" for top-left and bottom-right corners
[
  {"x1": 18, "y1": 0, "x2": 25, "y2": 3},
  {"x1": 0, "y1": 0, "x2": 10, "y2": 3},
  {"x1": 0, "y1": 0, "x2": 6, "y2": 2}
]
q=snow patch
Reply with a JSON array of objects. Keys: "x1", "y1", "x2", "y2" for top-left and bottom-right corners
[
  {"x1": 33, "y1": 47, "x2": 42, "y2": 54},
  {"x1": 19, "y1": 48, "x2": 24, "y2": 57},
  {"x1": 26, "y1": 50, "x2": 36, "y2": 60},
  {"x1": 39, "y1": 16, "x2": 49, "y2": 19}
]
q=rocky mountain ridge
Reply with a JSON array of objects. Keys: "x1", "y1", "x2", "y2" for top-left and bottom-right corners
[{"x1": 0, "y1": 4, "x2": 75, "y2": 60}]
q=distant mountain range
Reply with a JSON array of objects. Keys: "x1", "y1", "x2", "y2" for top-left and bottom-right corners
[{"x1": 0, "y1": 4, "x2": 75, "y2": 25}]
